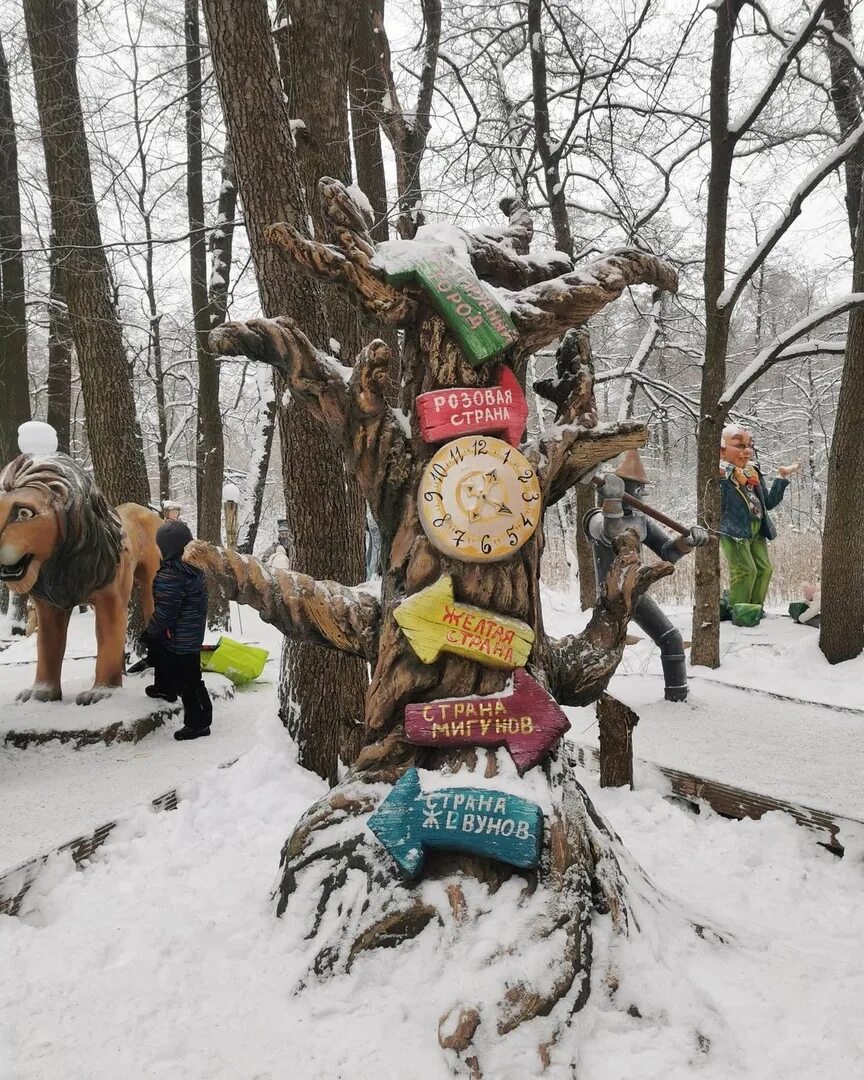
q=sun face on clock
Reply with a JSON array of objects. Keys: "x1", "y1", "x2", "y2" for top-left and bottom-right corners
[{"x1": 418, "y1": 436, "x2": 542, "y2": 562}]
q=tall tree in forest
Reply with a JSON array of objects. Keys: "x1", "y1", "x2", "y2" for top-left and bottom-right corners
[
  {"x1": 23, "y1": 0, "x2": 150, "y2": 507},
  {"x1": 820, "y1": 0, "x2": 864, "y2": 662},
  {"x1": 272, "y1": 0, "x2": 369, "y2": 777},
  {"x1": 369, "y1": 0, "x2": 441, "y2": 239},
  {"x1": 187, "y1": 0, "x2": 224, "y2": 550},
  {"x1": 0, "y1": 29, "x2": 30, "y2": 467},
  {"x1": 349, "y1": 1, "x2": 389, "y2": 243},
  {"x1": 201, "y1": 0, "x2": 365, "y2": 782},
  {"x1": 46, "y1": 235, "x2": 72, "y2": 454}
]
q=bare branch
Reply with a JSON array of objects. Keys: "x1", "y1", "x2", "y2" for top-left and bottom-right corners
[
  {"x1": 530, "y1": 420, "x2": 648, "y2": 507},
  {"x1": 719, "y1": 294, "x2": 864, "y2": 413}
]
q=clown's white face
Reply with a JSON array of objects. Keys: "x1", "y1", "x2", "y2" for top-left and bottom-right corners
[{"x1": 721, "y1": 430, "x2": 753, "y2": 469}]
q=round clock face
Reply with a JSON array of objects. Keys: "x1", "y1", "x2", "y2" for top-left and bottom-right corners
[{"x1": 418, "y1": 435, "x2": 542, "y2": 562}]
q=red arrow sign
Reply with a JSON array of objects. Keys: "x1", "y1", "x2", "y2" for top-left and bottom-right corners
[
  {"x1": 404, "y1": 669, "x2": 570, "y2": 774},
  {"x1": 416, "y1": 366, "x2": 527, "y2": 446}
]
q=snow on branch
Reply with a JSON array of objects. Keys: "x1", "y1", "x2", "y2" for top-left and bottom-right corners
[
  {"x1": 719, "y1": 294, "x2": 864, "y2": 412},
  {"x1": 717, "y1": 118, "x2": 864, "y2": 313},
  {"x1": 617, "y1": 289, "x2": 663, "y2": 423},
  {"x1": 730, "y1": 1, "x2": 828, "y2": 139},
  {"x1": 506, "y1": 248, "x2": 678, "y2": 354}
]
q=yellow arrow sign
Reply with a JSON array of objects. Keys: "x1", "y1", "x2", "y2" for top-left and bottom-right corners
[{"x1": 394, "y1": 575, "x2": 534, "y2": 670}]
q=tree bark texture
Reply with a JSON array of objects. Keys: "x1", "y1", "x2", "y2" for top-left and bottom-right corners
[
  {"x1": 23, "y1": 0, "x2": 150, "y2": 507},
  {"x1": 824, "y1": 0, "x2": 863, "y2": 247},
  {"x1": 46, "y1": 234, "x2": 72, "y2": 454},
  {"x1": 202, "y1": 0, "x2": 365, "y2": 783},
  {"x1": 0, "y1": 29, "x2": 30, "y2": 467},
  {"x1": 820, "y1": 147, "x2": 864, "y2": 662},
  {"x1": 191, "y1": 181, "x2": 679, "y2": 1071},
  {"x1": 597, "y1": 693, "x2": 638, "y2": 788}
]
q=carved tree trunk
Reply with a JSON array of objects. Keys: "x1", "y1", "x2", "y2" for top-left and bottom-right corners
[
  {"x1": 23, "y1": 0, "x2": 150, "y2": 507},
  {"x1": 187, "y1": 182, "x2": 678, "y2": 1073}
]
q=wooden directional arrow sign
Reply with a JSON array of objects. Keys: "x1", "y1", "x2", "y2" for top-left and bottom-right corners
[
  {"x1": 367, "y1": 767, "x2": 543, "y2": 875},
  {"x1": 416, "y1": 366, "x2": 528, "y2": 446},
  {"x1": 404, "y1": 669, "x2": 570, "y2": 773},
  {"x1": 394, "y1": 575, "x2": 534, "y2": 670},
  {"x1": 383, "y1": 255, "x2": 518, "y2": 367}
]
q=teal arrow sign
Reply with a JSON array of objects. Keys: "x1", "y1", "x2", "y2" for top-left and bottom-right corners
[{"x1": 367, "y1": 767, "x2": 543, "y2": 876}]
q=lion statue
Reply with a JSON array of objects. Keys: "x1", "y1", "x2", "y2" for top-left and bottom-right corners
[{"x1": 0, "y1": 452, "x2": 161, "y2": 705}]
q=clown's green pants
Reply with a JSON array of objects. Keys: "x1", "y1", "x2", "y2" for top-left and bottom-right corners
[{"x1": 719, "y1": 526, "x2": 773, "y2": 608}]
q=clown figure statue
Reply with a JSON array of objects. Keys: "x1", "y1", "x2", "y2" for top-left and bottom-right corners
[
  {"x1": 718, "y1": 425, "x2": 799, "y2": 626},
  {"x1": 584, "y1": 450, "x2": 708, "y2": 701}
]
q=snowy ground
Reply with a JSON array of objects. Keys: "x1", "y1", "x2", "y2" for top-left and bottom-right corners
[{"x1": 1, "y1": 593, "x2": 863, "y2": 1079}]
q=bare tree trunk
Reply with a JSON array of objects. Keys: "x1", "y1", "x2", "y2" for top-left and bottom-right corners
[
  {"x1": 820, "y1": 209, "x2": 864, "y2": 661},
  {"x1": 690, "y1": 2, "x2": 742, "y2": 668},
  {"x1": 46, "y1": 234, "x2": 72, "y2": 454},
  {"x1": 23, "y1": 0, "x2": 150, "y2": 507},
  {"x1": 187, "y1": 0, "x2": 224, "y2": 547},
  {"x1": 349, "y1": 2, "x2": 389, "y2": 243},
  {"x1": 274, "y1": 0, "x2": 369, "y2": 780},
  {"x1": 202, "y1": 0, "x2": 366, "y2": 781},
  {"x1": 0, "y1": 29, "x2": 30, "y2": 467},
  {"x1": 236, "y1": 371, "x2": 275, "y2": 557},
  {"x1": 0, "y1": 30, "x2": 32, "y2": 636},
  {"x1": 821, "y1": 0, "x2": 864, "y2": 663}
]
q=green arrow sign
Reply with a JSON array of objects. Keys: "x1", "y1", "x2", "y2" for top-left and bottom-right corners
[{"x1": 383, "y1": 254, "x2": 518, "y2": 367}]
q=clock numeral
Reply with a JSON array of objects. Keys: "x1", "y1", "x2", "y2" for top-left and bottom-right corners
[
  {"x1": 432, "y1": 514, "x2": 452, "y2": 528},
  {"x1": 423, "y1": 490, "x2": 443, "y2": 502},
  {"x1": 454, "y1": 530, "x2": 466, "y2": 547},
  {"x1": 502, "y1": 449, "x2": 511, "y2": 465},
  {"x1": 431, "y1": 463, "x2": 447, "y2": 481},
  {"x1": 449, "y1": 445, "x2": 464, "y2": 465},
  {"x1": 472, "y1": 438, "x2": 487, "y2": 455},
  {"x1": 507, "y1": 528, "x2": 518, "y2": 546},
  {"x1": 522, "y1": 491, "x2": 540, "y2": 503},
  {"x1": 481, "y1": 534, "x2": 492, "y2": 555},
  {"x1": 522, "y1": 513, "x2": 533, "y2": 528},
  {"x1": 517, "y1": 470, "x2": 534, "y2": 483}
]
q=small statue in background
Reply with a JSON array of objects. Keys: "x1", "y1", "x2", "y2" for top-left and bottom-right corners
[
  {"x1": 262, "y1": 518, "x2": 291, "y2": 571},
  {"x1": 584, "y1": 449, "x2": 707, "y2": 701},
  {"x1": 718, "y1": 424, "x2": 799, "y2": 626}
]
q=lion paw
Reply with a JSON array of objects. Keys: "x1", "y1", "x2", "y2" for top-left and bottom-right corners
[
  {"x1": 17, "y1": 685, "x2": 62, "y2": 703},
  {"x1": 76, "y1": 686, "x2": 113, "y2": 706}
]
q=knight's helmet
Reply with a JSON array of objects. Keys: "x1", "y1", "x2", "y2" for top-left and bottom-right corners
[{"x1": 614, "y1": 448, "x2": 648, "y2": 502}]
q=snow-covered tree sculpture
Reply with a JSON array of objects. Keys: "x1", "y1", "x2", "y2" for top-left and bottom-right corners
[{"x1": 186, "y1": 180, "x2": 678, "y2": 1074}]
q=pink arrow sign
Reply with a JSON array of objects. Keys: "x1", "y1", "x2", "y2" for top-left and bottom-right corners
[
  {"x1": 404, "y1": 669, "x2": 570, "y2": 774},
  {"x1": 415, "y1": 366, "x2": 527, "y2": 446}
]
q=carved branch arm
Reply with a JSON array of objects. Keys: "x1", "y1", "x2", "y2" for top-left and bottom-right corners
[
  {"x1": 183, "y1": 542, "x2": 380, "y2": 661},
  {"x1": 208, "y1": 316, "x2": 414, "y2": 522},
  {"x1": 545, "y1": 530, "x2": 673, "y2": 706},
  {"x1": 506, "y1": 248, "x2": 679, "y2": 354}
]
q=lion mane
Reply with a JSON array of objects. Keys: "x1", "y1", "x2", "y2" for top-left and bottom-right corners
[{"x1": 0, "y1": 453, "x2": 124, "y2": 610}]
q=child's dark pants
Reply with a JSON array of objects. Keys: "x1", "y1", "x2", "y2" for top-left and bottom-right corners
[{"x1": 150, "y1": 642, "x2": 212, "y2": 731}]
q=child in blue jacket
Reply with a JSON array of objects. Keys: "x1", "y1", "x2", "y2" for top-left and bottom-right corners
[{"x1": 143, "y1": 520, "x2": 212, "y2": 740}]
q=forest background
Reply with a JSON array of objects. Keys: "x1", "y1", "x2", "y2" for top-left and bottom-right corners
[{"x1": 0, "y1": 0, "x2": 861, "y2": 656}]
